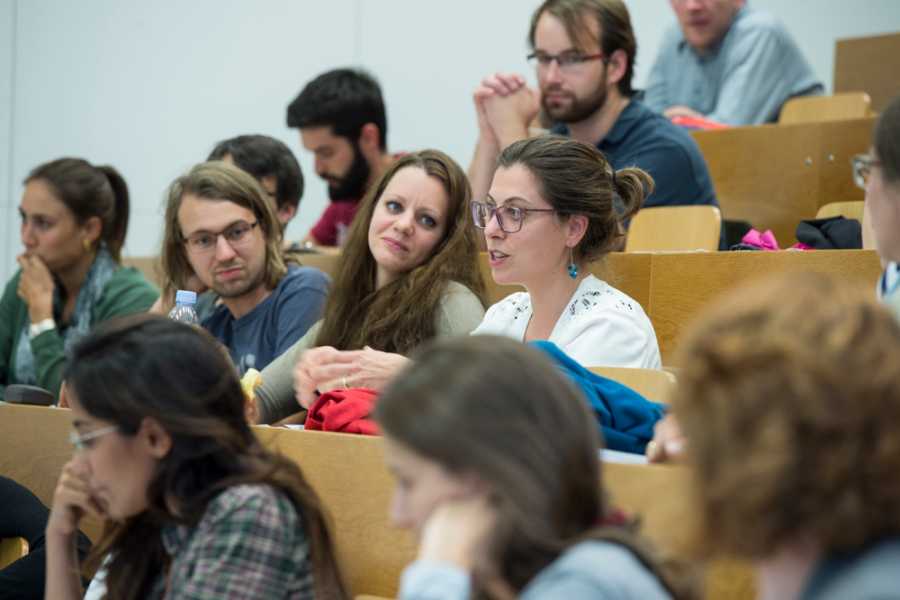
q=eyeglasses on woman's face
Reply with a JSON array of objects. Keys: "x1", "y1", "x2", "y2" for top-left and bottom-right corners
[
  {"x1": 471, "y1": 200, "x2": 557, "y2": 234},
  {"x1": 69, "y1": 425, "x2": 118, "y2": 452}
]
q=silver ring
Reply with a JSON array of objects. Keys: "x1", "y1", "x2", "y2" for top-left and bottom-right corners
[{"x1": 342, "y1": 375, "x2": 349, "y2": 389}]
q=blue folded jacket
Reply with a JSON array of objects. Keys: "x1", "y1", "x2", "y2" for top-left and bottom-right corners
[{"x1": 531, "y1": 341, "x2": 666, "y2": 455}]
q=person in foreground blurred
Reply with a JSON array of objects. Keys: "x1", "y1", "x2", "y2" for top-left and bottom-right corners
[
  {"x1": 255, "y1": 149, "x2": 485, "y2": 423},
  {"x1": 376, "y1": 335, "x2": 695, "y2": 599},
  {"x1": 45, "y1": 315, "x2": 347, "y2": 599},
  {"x1": 672, "y1": 272, "x2": 900, "y2": 599},
  {"x1": 1, "y1": 158, "x2": 157, "y2": 400}
]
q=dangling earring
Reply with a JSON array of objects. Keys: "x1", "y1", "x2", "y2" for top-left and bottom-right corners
[
  {"x1": 567, "y1": 247, "x2": 578, "y2": 279},
  {"x1": 83, "y1": 238, "x2": 93, "y2": 253}
]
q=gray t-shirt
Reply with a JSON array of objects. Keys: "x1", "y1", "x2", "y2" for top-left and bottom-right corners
[
  {"x1": 643, "y1": 6, "x2": 823, "y2": 125},
  {"x1": 399, "y1": 540, "x2": 672, "y2": 600}
]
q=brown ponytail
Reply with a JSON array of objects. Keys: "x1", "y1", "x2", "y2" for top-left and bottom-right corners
[
  {"x1": 24, "y1": 158, "x2": 130, "y2": 264},
  {"x1": 96, "y1": 165, "x2": 130, "y2": 262},
  {"x1": 612, "y1": 166, "x2": 652, "y2": 223},
  {"x1": 497, "y1": 135, "x2": 655, "y2": 262}
]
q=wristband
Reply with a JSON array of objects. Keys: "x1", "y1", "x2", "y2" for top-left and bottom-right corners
[{"x1": 29, "y1": 318, "x2": 56, "y2": 340}]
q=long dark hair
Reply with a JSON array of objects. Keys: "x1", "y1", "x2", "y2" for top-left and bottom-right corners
[
  {"x1": 25, "y1": 157, "x2": 130, "y2": 262},
  {"x1": 375, "y1": 336, "x2": 696, "y2": 599},
  {"x1": 314, "y1": 149, "x2": 485, "y2": 353},
  {"x1": 64, "y1": 315, "x2": 347, "y2": 599}
]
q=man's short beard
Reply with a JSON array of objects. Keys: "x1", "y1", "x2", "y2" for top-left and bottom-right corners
[
  {"x1": 213, "y1": 264, "x2": 267, "y2": 300},
  {"x1": 542, "y1": 69, "x2": 609, "y2": 124},
  {"x1": 328, "y1": 141, "x2": 371, "y2": 201}
]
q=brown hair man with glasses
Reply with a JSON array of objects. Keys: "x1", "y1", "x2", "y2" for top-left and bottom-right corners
[
  {"x1": 468, "y1": 0, "x2": 718, "y2": 220},
  {"x1": 158, "y1": 161, "x2": 329, "y2": 374}
]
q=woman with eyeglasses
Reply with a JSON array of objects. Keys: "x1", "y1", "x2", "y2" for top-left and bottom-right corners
[
  {"x1": 253, "y1": 149, "x2": 486, "y2": 423},
  {"x1": 45, "y1": 315, "x2": 348, "y2": 600},
  {"x1": 0, "y1": 158, "x2": 158, "y2": 402},
  {"x1": 468, "y1": 135, "x2": 660, "y2": 368}
]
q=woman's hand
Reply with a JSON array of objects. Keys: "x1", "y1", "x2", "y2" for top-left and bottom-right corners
[
  {"x1": 16, "y1": 254, "x2": 55, "y2": 322},
  {"x1": 294, "y1": 346, "x2": 411, "y2": 408},
  {"x1": 417, "y1": 495, "x2": 496, "y2": 570},
  {"x1": 293, "y1": 346, "x2": 341, "y2": 409},
  {"x1": 646, "y1": 413, "x2": 686, "y2": 464},
  {"x1": 46, "y1": 457, "x2": 105, "y2": 540}
]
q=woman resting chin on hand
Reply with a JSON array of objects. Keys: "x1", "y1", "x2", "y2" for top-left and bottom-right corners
[{"x1": 374, "y1": 335, "x2": 694, "y2": 600}]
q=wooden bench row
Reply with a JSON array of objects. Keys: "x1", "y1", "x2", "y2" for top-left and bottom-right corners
[
  {"x1": 0, "y1": 400, "x2": 754, "y2": 600},
  {"x1": 480, "y1": 249, "x2": 882, "y2": 363},
  {"x1": 127, "y1": 249, "x2": 883, "y2": 365}
]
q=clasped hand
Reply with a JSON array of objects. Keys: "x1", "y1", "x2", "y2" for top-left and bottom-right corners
[
  {"x1": 473, "y1": 72, "x2": 540, "y2": 149},
  {"x1": 293, "y1": 346, "x2": 411, "y2": 409}
]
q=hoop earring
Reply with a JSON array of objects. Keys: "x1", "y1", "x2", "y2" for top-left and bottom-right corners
[{"x1": 567, "y1": 247, "x2": 578, "y2": 279}]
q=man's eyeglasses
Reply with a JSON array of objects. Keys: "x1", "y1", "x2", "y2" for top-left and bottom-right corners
[
  {"x1": 527, "y1": 51, "x2": 606, "y2": 72},
  {"x1": 182, "y1": 220, "x2": 259, "y2": 253},
  {"x1": 69, "y1": 425, "x2": 118, "y2": 451},
  {"x1": 471, "y1": 200, "x2": 557, "y2": 233},
  {"x1": 851, "y1": 154, "x2": 881, "y2": 190}
]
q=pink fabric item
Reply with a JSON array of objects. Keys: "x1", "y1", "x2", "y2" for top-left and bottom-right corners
[
  {"x1": 788, "y1": 242, "x2": 814, "y2": 251},
  {"x1": 741, "y1": 229, "x2": 780, "y2": 251},
  {"x1": 670, "y1": 115, "x2": 730, "y2": 130},
  {"x1": 305, "y1": 387, "x2": 380, "y2": 435}
]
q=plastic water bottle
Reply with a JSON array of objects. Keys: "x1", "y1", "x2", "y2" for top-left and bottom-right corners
[{"x1": 168, "y1": 290, "x2": 200, "y2": 325}]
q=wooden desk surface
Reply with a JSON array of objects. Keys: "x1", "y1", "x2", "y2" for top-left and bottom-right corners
[{"x1": 692, "y1": 118, "x2": 872, "y2": 245}]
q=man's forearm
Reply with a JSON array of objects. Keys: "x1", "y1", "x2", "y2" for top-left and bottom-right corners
[{"x1": 468, "y1": 134, "x2": 501, "y2": 202}]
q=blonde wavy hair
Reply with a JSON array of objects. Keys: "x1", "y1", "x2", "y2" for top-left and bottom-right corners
[{"x1": 673, "y1": 271, "x2": 900, "y2": 559}]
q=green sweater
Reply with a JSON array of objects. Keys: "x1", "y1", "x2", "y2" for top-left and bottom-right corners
[{"x1": 0, "y1": 266, "x2": 158, "y2": 401}]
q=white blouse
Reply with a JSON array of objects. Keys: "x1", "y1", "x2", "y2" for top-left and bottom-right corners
[{"x1": 471, "y1": 275, "x2": 661, "y2": 369}]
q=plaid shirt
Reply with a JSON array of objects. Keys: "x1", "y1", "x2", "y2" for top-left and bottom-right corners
[{"x1": 149, "y1": 484, "x2": 315, "y2": 599}]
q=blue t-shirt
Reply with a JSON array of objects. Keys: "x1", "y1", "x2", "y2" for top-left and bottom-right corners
[
  {"x1": 553, "y1": 100, "x2": 718, "y2": 210},
  {"x1": 202, "y1": 265, "x2": 329, "y2": 374}
]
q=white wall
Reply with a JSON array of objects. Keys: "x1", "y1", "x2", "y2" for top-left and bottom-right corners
[
  {"x1": 1, "y1": 1, "x2": 15, "y2": 281},
  {"x1": 3, "y1": 0, "x2": 900, "y2": 282}
]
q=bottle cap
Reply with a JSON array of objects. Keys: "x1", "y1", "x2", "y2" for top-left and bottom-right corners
[{"x1": 175, "y1": 290, "x2": 198, "y2": 305}]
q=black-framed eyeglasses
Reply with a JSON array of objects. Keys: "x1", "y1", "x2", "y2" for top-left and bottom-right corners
[
  {"x1": 182, "y1": 220, "x2": 259, "y2": 253},
  {"x1": 471, "y1": 200, "x2": 557, "y2": 233},
  {"x1": 851, "y1": 154, "x2": 881, "y2": 190},
  {"x1": 527, "y1": 50, "x2": 606, "y2": 72}
]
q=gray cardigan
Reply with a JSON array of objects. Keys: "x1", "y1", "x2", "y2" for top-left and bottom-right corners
[
  {"x1": 255, "y1": 281, "x2": 485, "y2": 423},
  {"x1": 399, "y1": 540, "x2": 672, "y2": 600}
]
